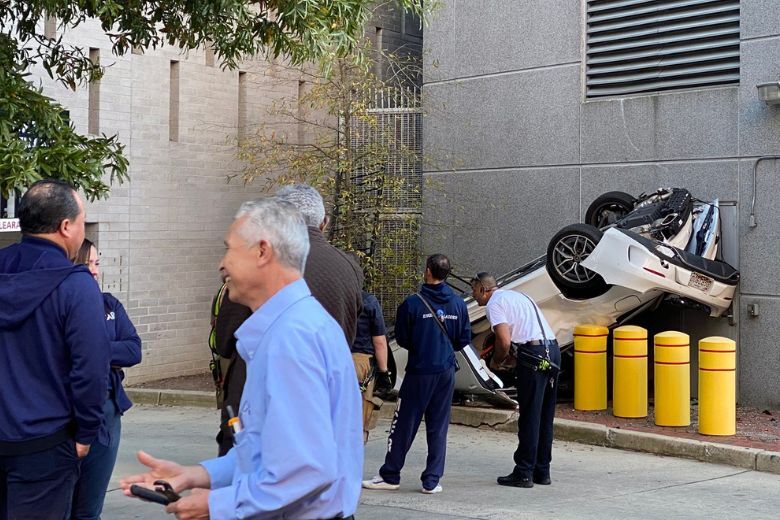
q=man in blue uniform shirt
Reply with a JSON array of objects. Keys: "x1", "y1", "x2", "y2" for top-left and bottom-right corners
[
  {"x1": 0, "y1": 180, "x2": 111, "y2": 518},
  {"x1": 121, "y1": 197, "x2": 363, "y2": 519},
  {"x1": 351, "y1": 290, "x2": 390, "y2": 443}
]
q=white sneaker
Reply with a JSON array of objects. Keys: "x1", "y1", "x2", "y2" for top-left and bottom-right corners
[
  {"x1": 362, "y1": 476, "x2": 400, "y2": 490},
  {"x1": 421, "y1": 484, "x2": 443, "y2": 494}
]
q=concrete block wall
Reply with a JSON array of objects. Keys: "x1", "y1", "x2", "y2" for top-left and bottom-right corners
[
  {"x1": 370, "y1": 1, "x2": 423, "y2": 83},
  {"x1": 0, "y1": 234, "x2": 18, "y2": 249},
  {"x1": 27, "y1": 18, "x2": 283, "y2": 383},
  {"x1": 372, "y1": 1, "x2": 423, "y2": 53},
  {"x1": 16, "y1": 5, "x2": 423, "y2": 384},
  {"x1": 422, "y1": 0, "x2": 780, "y2": 407}
]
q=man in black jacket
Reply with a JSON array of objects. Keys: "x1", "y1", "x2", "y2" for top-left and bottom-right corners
[
  {"x1": 276, "y1": 184, "x2": 363, "y2": 345},
  {"x1": 212, "y1": 286, "x2": 251, "y2": 455}
]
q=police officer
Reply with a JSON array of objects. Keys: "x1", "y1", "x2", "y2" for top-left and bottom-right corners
[{"x1": 471, "y1": 272, "x2": 561, "y2": 488}]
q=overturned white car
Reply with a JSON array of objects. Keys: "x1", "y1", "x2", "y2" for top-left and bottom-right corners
[{"x1": 387, "y1": 188, "x2": 739, "y2": 407}]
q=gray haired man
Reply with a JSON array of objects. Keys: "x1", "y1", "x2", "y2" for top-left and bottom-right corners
[
  {"x1": 209, "y1": 185, "x2": 365, "y2": 456},
  {"x1": 276, "y1": 184, "x2": 364, "y2": 346},
  {"x1": 122, "y1": 197, "x2": 363, "y2": 519}
]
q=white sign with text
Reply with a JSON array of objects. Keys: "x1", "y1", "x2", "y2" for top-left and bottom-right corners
[{"x1": 0, "y1": 219, "x2": 20, "y2": 233}]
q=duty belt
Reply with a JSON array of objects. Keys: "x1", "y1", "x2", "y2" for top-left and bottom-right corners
[
  {"x1": 524, "y1": 339, "x2": 558, "y2": 347},
  {"x1": 512, "y1": 340, "x2": 560, "y2": 373}
]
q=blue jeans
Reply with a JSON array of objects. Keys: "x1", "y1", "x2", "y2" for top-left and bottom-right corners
[
  {"x1": 71, "y1": 400, "x2": 121, "y2": 520},
  {"x1": 0, "y1": 437, "x2": 80, "y2": 520}
]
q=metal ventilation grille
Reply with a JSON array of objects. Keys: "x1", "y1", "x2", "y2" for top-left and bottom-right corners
[{"x1": 586, "y1": 0, "x2": 740, "y2": 98}]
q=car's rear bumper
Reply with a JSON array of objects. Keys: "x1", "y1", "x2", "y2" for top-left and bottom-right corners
[{"x1": 581, "y1": 228, "x2": 737, "y2": 317}]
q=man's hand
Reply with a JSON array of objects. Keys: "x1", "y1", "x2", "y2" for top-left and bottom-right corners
[
  {"x1": 76, "y1": 442, "x2": 91, "y2": 459},
  {"x1": 166, "y1": 488, "x2": 211, "y2": 519},
  {"x1": 120, "y1": 451, "x2": 209, "y2": 496},
  {"x1": 375, "y1": 370, "x2": 393, "y2": 392},
  {"x1": 493, "y1": 323, "x2": 512, "y2": 364}
]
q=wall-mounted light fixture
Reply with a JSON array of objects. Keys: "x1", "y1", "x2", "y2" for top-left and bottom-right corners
[{"x1": 757, "y1": 81, "x2": 780, "y2": 105}]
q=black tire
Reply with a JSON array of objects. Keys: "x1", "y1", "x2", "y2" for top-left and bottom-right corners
[
  {"x1": 585, "y1": 191, "x2": 635, "y2": 229},
  {"x1": 546, "y1": 223, "x2": 609, "y2": 299}
]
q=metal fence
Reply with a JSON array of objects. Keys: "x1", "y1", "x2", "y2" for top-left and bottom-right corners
[{"x1": 346, "y1": 85, "x2": 423, "y2": 321}]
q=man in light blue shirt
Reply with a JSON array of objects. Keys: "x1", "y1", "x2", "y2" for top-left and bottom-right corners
[{"x1": 121, "y1": 197, "x2": 363, "y2": 519}]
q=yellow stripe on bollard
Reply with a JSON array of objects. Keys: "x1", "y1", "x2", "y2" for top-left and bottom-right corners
[
  {"x1": 613, "y1": 325, "x2": 648, "y2": 418},
  {"x1": 698, "y1": 336, "x2": 736, "y2": 436},
  {"x1": 654, "y1": 331, "x2": 690, "y2": 426},
  {"x1": 574, "y1": 324, "x2": 609, "y2": 411}
]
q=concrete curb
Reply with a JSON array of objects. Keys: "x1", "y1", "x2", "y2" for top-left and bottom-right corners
[
  {"x1": 129, "y1": 389, "x2": 780, "y2": 475},
  {"x1": 451, "y1": 407, "x2": 780, "y2": 476},
  {"x1": 126, "y1": 388, "x2": 217, "y2": 409}
]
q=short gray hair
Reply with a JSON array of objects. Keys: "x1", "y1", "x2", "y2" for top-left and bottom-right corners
[
  {"x1": 235, "y1": 197, "x2": 310, "y2": 272},
  {"x1": 275, "y1": 184, "x2": 326, "y2": 228}
]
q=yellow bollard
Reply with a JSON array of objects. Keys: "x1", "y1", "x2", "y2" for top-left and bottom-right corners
[
  {"x1": 612, "y1": 325, "x2": 647, "y2": 418},
  {"x1": 698, "y1": 336, "x2": 736, "y2": 435},
  {"x1": 574, "y1": 324, "x2": 609, "y2": 411},
  {"x1": 654, "y1": 331, "x2": 690, "y2": 426}
]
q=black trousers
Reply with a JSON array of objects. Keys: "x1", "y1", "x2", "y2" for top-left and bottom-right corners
[
  {"x1": 512, "y1": 341, "x2": 561, "y2": 479},
  {"x1": 0, "y1": 438, "x2": 80, "y2": 520}
]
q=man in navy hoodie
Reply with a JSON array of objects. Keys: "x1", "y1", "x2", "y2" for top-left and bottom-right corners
[
  {"x1": 0, "y1": 180, "x2": 110, "y2": 519},
  {"x1": 363, "y1": 254, "x2": 470, "y2": 494}
]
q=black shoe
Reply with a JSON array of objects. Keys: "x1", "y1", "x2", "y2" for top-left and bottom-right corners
[
  {"x1": 533, "y1": 475, "x2": 552, "y2": 485},
  {"x1": 497, "y1": 473, "x2": 533, "y2": 488}
]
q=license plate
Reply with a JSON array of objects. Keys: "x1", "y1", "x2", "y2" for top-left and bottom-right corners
[{"x1": 688, "y1": 272, "x2": 713, "y2": 292}]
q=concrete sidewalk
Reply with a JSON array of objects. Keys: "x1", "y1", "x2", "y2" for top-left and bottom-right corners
[
  {"x1": 107, "y1": 406, "x2": 780, "y2": 519},
  {"x1": 126, "y1": 388, "x2": 780, "y2": 475}
]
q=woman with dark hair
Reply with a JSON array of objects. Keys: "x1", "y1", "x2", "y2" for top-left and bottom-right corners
[{"x1": 71, "y1": 239, "x2": 142, "y2": 519}]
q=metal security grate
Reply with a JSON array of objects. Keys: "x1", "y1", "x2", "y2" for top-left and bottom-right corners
[
  {"x1": 373, "y1": 214, "x2": 421, "y2": 321},
  {"x1": 350, "y1": 87, "x2": 422, "y2": 209},
  {"x1": 586, "y1": 0, "x2": 740, "y2": 97},
  {"x1": 336, "y1": 86, "x2": 423, "y2": 323}
]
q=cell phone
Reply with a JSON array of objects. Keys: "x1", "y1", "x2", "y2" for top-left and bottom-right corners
[{"x1": 130, "y1": 484, "x2": 171, "y2": 505}]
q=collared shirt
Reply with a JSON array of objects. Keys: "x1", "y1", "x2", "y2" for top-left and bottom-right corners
[
  {"x1": 200, "y1": 279, "x2": 363, "y2": 519},
  {"x1": 486, "y1": 289, "x2": 555, "y2": 344}
]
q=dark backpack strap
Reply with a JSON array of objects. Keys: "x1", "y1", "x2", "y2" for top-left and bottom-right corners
[
  {"x1": 416, "y1": 293, "x2": 454, "y2": 347},
  {"x1": 416, "y1": 293, "x2": 460, "y2": 371},
  {"x1": 519, "y1": 292, "x2": 548, "y2": 343},
  {"x1": 515, "y1": 293, "x2": 560, "y2": 373}
]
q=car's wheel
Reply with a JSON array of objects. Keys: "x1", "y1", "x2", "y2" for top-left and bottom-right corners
[
  {"x1": 546, "y1": 224, "x2": 609, "y2": 298},
  {"x1": 585, "y1": 191, "x2": 635, "y2": 228}
]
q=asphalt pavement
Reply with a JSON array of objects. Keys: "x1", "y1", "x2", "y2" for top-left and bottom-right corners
[{"x1": 104, "y1": 405, "x2": 778, "y2": 519}]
